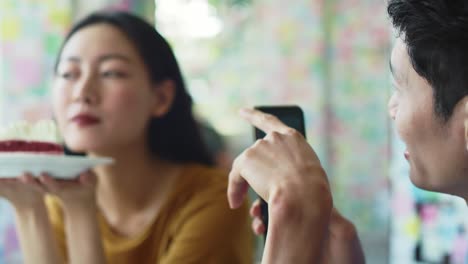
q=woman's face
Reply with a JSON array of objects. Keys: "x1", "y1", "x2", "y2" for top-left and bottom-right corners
[{"x1": 52, "y1": 23, "x2": 160, "y2": 154}]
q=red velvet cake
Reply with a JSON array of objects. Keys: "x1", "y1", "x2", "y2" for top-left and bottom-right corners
[{"x1": 0, "y1": 120, "x2": 63, "y2": 155}]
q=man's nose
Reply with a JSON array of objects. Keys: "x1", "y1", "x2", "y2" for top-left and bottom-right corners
[{"x1": 387, "y1": 95, "x2": 397, "y2": 120}]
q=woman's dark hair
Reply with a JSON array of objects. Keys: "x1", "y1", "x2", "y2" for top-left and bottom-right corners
[
  {"x1": 57, "y1": 11, "x2": 214, "y2": 165},
  {"x1": 388, "y1": 0, "x2": 468, "y2": 121}
]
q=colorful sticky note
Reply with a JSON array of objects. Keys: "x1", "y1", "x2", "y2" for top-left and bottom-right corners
[
  {"x1": 48, "y1": 9, "x2": 71, "y2": 29},
  {"x1": 0, "y1": 16, "x2": 21, "y2": 41},
  {"x1": 404, "y1": 216, "x2": 420, "y2": 239}
]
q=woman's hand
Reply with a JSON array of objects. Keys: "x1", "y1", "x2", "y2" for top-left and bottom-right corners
[
  {"x1": 0, "y1": 171, "x2": 97, "y2": 209},
  {"x1": 0, "y1": 174, "x2": 62, "y2": 264},
  {"x1": 40, "y1": 171, "x2": 106, "y2": 264},
  {"x1": 0, "y1": 173, "x2": 46, "y2": 210},
  {"x1": 39, "y1": 171, "x2": 97, "y2": 209}
]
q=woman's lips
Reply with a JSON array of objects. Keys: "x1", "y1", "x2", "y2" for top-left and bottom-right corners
[{"x1": 71, "y1": 114, "x2": 100, "y2": 127}]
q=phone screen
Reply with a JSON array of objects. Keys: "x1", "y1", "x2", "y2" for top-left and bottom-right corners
[
  {"x1": 254, "y1": 105, "x2": 306, "y2": 139},
  {"x1": 253, "y1": 105, "x2": 306, "y2": 240},
  {"x1": 255, "y1": 114, "x2": 305, "y2": 139}
]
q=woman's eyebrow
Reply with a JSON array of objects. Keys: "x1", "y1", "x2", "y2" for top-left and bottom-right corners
[
  {"x1": 59, "y1": 54, "x2": 132, "y2": 64},
  {"x1": 97, "y1": 54, "x2": 132, "y2": 64}
]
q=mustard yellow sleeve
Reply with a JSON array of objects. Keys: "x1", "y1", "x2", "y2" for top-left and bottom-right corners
[
  {"x1": 44, "y1": 195, "x2": 68, "y2": 263},
  {"x1": 159, "y1": 190, "x2": 254, "y2": 264}
]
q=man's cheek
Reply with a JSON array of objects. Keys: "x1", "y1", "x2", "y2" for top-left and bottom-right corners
[
  {"x1": 465, "y1": 119, "x2": 468, "y2": 151},
  {"x1": 394, "y1": 117, "x2": 412, "y2": 144}
]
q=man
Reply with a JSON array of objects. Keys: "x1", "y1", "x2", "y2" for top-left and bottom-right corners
[{"x1": 227, "y1": 0, "x2": 468, "y2": 263}]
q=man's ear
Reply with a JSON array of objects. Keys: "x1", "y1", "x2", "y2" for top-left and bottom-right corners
[
  {"x1": 465, "y1": 98, "x2": 468, "y2": 151},
  {"x1": 151, "y1": 80, "x2": 176, "y2": 118}
]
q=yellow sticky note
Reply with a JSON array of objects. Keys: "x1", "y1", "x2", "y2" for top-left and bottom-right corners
[
  {"x1": 0, "y1": 0, "x2": 15, "y2": 10},
  {"x1": 0, "y1": 16, "x2": 21, "y2": 41},
  {"x1": 404, "y1": 216, "x2": 420, "y2": 239},
  {"x1": 48, "y1": 9, "x2": 71, "y2": 28},
  {"x1": 44, "y1": 0, "x2": 59, "y2": 6}
]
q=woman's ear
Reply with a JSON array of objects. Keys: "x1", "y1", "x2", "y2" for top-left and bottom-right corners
[{"x1": 151, "y1": 80, "x2": 176, "y2": 118}]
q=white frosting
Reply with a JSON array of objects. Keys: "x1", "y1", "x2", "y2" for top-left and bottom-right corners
[{"x1": 0, "y1": 120, "x2": 63, "y2": 143}]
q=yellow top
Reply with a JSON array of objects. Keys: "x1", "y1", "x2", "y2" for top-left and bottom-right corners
[{"x1": 46, "y1": 164, "x2": 253, "y2": 264}]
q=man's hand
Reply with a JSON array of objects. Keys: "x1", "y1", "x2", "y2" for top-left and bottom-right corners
[
  {"x1": 228, "y1": 108, "x2": 328, "y2": 208},
  {"x1": 228, "y1": 108, "x2": 333, "y2": 264},
  {"x1": 321, "y1": 208, "x2": 365, "y2": 264},
  {"x1": 250, "y1": 200, "x2": 365, "y2": 264}
]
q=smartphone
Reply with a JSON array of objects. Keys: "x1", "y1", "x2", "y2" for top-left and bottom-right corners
[{"x1": 253, "y1": 105, "x2": 306, "y2": 240}]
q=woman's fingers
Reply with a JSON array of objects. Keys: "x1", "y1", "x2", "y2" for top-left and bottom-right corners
[
  {"x1": 78, "y1": 171, "x2": 97, "y2": 186},
  {"x1": 39, "y1": 174, "x2": 61, "y2": 192},
  {"x1": 19, "y1": 173, "x2": 46, "y2": 192}
]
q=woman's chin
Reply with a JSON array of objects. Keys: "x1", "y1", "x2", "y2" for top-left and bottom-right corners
[{"x1": 65, "y1": 141, "x2": 97, "y2": 154}]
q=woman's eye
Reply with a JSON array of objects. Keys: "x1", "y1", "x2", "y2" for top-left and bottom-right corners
[{"x1": 101, "y1": 71, "x2": 127, "y2": 78}]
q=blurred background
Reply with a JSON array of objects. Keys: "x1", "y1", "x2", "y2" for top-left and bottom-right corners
[{"x1": 1, "y1": 0, "x2": 468, "y2": 263}]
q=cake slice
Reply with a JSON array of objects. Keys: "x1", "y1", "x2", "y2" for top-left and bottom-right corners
[{"x1": 0, "y1": 120, "x2": 64, "y2": 154}]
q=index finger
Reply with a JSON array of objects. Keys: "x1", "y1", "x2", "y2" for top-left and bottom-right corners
[{"x1": 239, "y1": 108, "x2": 291, "y2": 134}]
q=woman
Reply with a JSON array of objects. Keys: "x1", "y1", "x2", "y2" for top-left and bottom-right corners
[{"x1": 0, "y1": 11, "x2": 252, "y2": 264}]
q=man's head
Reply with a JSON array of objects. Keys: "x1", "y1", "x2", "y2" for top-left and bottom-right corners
[{"x1": 387, "y1": 0, "x2": 468, "y2": 197}]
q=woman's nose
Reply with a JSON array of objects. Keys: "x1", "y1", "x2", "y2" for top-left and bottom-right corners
[{"x1": 72, "y1": 73, "x2": 98, "y2": 104}]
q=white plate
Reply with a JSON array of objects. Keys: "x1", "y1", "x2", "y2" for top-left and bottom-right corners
[{"x1": 0, "y1": 154, "x2": 114, "y2": 179}]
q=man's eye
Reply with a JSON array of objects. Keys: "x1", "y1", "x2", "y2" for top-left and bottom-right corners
[
  {"x1": 58, "y1": 72, "x2": 77, "y2": 80},
  {"x1": 391, "y1": 82, "x2": 401, "y2": 92}
]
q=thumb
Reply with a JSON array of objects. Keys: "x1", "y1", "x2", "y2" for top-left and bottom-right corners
[
  {"x1": 79, "y1": 171, "x2": 97, "y2": 187},
  {"x1": 328, "y1": 208, "x2": 356, "y2": 239}
]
